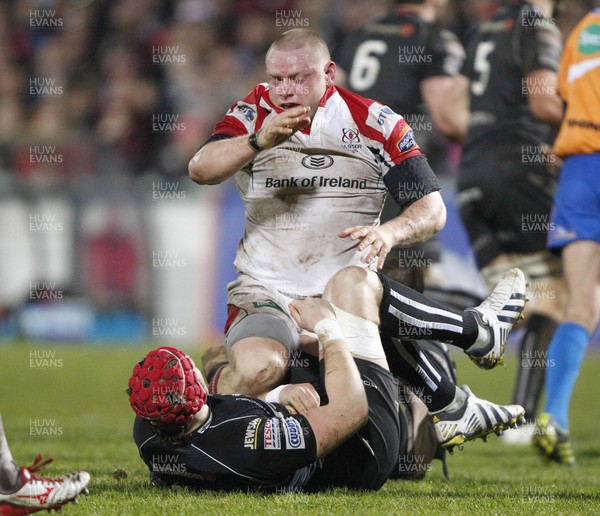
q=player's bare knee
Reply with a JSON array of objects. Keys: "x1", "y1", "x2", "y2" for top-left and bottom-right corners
[
  {"x1": 324, "y1": 266, "x2": 382, "y2": 321},
  {"x1": 227, "y1": 339, "x2": 288, "y2": 396},
  {"x1": 231, "y1": 357, "x2": 287, "y2": 396},
  {"x1": 325, "y1": 266, "x2": 368, "y2": 301}
]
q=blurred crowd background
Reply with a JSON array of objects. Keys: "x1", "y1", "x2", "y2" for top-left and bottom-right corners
[{"x1": 0, "y1": 0, "x2": 595, "y2": 344}]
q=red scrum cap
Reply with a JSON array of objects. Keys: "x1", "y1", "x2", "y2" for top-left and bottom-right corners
[{"x1": 128, "y1": 347, "x2": 207, "y2": 431}]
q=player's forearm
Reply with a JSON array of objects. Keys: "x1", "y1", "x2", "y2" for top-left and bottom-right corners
[
  {"x1": 432, "y1": 74, "x2": 470, "y2": 143},
  {"x1": 188, "y1": 136, "x2": 258, "y2": 185},
  {"x1": 422, "y1": 75, "x2": 469, "y2": 143},
  {"x1": 529, "y1": 93, "x2": 563, "y2": 127},
  {"x1": 316, "y1": 319, "x2": 367, "y2": 421},
  {"x1": 526, "y1": 70, "x2": 564, "y2": 127},
  {"x1": 318, "y1": 334, "x2": 368, "y2": 453},
  {"x1": 321, "y1": 341, "x2": 366, "y2": 416},
  {"x1": 381, "y1": 191, "x2": 446, "y2": 247}
]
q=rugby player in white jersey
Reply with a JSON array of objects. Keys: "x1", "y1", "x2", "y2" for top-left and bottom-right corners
[{"x1": 190, "y1": 28, "x2": 452, "y2": 397}]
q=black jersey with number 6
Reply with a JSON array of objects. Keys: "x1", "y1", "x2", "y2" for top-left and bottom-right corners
[{"x1": 334, "y1": 7, "x2": 464, "y2": 119}]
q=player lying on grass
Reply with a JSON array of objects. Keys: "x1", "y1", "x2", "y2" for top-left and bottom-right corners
[
  {"x1": 128, "y1": 267, "x2": 527, "y2": 492},
  {"x1": 0, "y1": 413, "x2": 90, "y2": 515}
]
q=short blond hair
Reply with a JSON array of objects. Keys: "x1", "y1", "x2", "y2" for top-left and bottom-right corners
[{"x1": 267, "y1": 29, "x2": 331, "y2": 65}]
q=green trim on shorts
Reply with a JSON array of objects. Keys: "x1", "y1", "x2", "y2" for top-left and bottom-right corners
[{"x1": 251, "y1": 300, "x2": 285, "y2": 313}]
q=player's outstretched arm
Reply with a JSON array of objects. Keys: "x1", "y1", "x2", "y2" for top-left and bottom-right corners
[
  {"x1": 289, "y1": 298, "x2": 368, "y2": 459},
  {"x1": 188, "y1": 106, "x2": 311, "y2": 185}
]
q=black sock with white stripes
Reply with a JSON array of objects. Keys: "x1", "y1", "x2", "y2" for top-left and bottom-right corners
[
  {"x1": 382, "y1": 336, "x2": 457, "y2": 412},
  {"x1": 377, "y1": 273, "x2": 479, "y2": 350}
]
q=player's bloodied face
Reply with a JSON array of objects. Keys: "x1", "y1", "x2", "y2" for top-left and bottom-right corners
[{"x1": 266, "y1": 46, "x2": 335, "y2": 116}]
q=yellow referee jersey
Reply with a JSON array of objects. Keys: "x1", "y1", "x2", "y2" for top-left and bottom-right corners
[{"x1": 554, "y1": 9, "x2": 600, "y2": 158}]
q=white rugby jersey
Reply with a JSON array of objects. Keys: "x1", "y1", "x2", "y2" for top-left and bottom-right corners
[{"x1": 213, "y1": 85, "x2": 422, "y2": 297}]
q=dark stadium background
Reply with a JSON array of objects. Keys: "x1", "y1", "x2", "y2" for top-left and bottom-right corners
[{"x1": 0, "y1": 0, "x2": 597, "y2": 351}]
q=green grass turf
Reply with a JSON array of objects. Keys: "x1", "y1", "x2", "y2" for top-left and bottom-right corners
[{"x1": 1, "y1": 343, "x2": 599, "y2": 515}]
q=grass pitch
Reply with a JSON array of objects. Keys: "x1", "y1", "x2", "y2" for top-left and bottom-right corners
[{"x1": 1, "y1": 343, "x2": 599, "y2": 515}]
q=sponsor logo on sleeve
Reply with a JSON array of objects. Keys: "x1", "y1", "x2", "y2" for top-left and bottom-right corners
[
  {"x1": 377, "y1": 106, "x2": 395, "y2": 126},
  {"x1": 244, "y1": 418, "x2": 261, "y2": 449},
  {"x1": 263, "y1": 418, "x2": 282, "y2": 450},
  {"x1": 236, "y1": 104, "x2": 256, "y2": 122},
  {"x1": 283, "y1": 417, "x2": 306, "y2": 450},
  {"x1": 397, "y1": 128, "x2": 416, "y2": 153}
]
